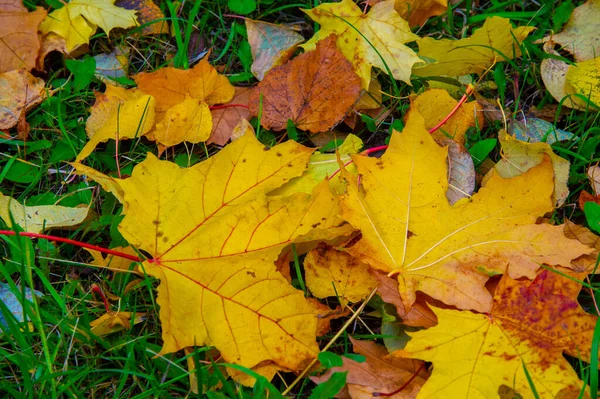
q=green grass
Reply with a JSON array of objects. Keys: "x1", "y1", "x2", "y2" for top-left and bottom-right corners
[{"x1": 2, "y1": 0, "x2": 600, "y2": 397}]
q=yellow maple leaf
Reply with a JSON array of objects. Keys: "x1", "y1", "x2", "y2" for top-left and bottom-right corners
[
  {"x1": 394, "y1": 270, "x2": 594, "y2": 398},
  {"x1": 302, "y1": 0, "x2": 420, "y2": 88},
  {"x1": 0, "y1": 193, "x2": 89, "y2": 234},
  {"x1": 338, "y1": 110, "x2": 592, "y2": 313},
  {"x1": 410, "y1": 88, "x2": 484, "y2": 145},
  {"x1": 413, "y1": 16, "x2": 534, "y2": 77},
  {"x1": 74, "y1": 131, "x2": 352, "y2": 377},
  {"x1": 77, "y1": 84, "x2": 156, "y2": 161},
  {"x1": 40, "y1": 0, "x2": 137, "y2": 52},
  {"x1": 133, "y1": 58, "x2": 235, "y2": 148},
  {"x1": 304, "y1": 243, "x2": 377, "y2": 306}
]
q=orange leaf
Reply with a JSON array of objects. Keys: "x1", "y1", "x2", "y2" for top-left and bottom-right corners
[
  {"x1": 395, "y1": 270, "x2": 595, "y2": 397},
  {"x1": 0, "y1": 1, "x2": 46, "y2": 73},
  {"x1": 249, "y1": 34, "x2": 361, "y2": 133},
  {"x1": 208, "y1": 87, "x2": 252, "y2": 146},
  {"x1": 312, "y1": 338, "x2": 429, "y2": 398},
  {"x1": 0, "y1": 69, "x2": 45, "y2": 130},
  {"x1": 115, "y1": 0, "x2": 169, "y2": 35},
  {"x1": 394, "y1": 0, "x2": 448, "y2": 28}
]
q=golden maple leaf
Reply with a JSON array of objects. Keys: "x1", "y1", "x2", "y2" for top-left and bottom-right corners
[
  {"x1": 394, "y1": 270, "x2": 595, "y2": 398},
  {"x1": 40, "y1": 0, "x2": 137, "y2": 52},
  {"x1": 302, "y1": 0, "x2": 420, "y2": 88},
  {"x1": 338, "y1": 110, "x2": 592, "y2": 313},
  {"x1": 413, "y1": 16, "x2": 534, "y2": 77},
  {"x1": 73, "y1": 131, "x2": 352, "y2": 377}
]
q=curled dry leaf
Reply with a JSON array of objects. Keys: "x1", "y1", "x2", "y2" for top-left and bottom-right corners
[
  {"x1": 249, "y1": 34, "x2": 361, "y2": 132},
  {"x1": 74, "y1": 131, "x2": 354, "y2": 380},
  {"x1": 486, "y1": 130, "x2": 570, "y2": 206},
  {"x1": 413, "y1": 16, "x2": 534, "y2": 77},
  {"x1": 439, "y1": 139, "x2": 475, "y2": 205},
  {"x1": 339, "y1": 110, "x2": 591, "y2": 313},
  {"x1": 0, "y1": 193, "x2": 89, "y2": 234},
  {"x1": 394, "y1": 0, "x2": 448, "y2": 28},
  {"x1": 0, "y1": 0, "x2": 47, "y2": 73},
  {"x1": 0, "y1": 69, "x2": 45, "y2": 130},
  {"x1": 311, "y1": 338, "x2": 429, "y2": 399},
  {"x1": 246, "y1": 19, "x2": 304, "y2": 81},
  {"x1": 395, "y1": 270, "x2": 596, "y2": 398},
  {"x1": 410, "y1": 88, "x2": 484, "y2": 145},
  {"x1": 90, "y1": 311, "x2": 146, "y2": 337},
  {"x1": 588, "y1": 165, "x2": 600, "y2": 195},
  {"x1": 303, "y1": 0, "x2": 420, "y2": 88},
  {"x1": 304, "y1": 243, "x2": 377, "y2": 306}
]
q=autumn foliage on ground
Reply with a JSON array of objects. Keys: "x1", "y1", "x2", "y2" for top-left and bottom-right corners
[{"x1": 1, "y1": 0, "x2": 600, "y2": 397}]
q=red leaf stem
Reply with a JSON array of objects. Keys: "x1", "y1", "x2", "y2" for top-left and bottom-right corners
[
  {"x1": 0, "y1": 230, "x2": 142, "y2": 262},
  {"x1": 91, "y1": 284, "x2": 110, "y2": 312}
]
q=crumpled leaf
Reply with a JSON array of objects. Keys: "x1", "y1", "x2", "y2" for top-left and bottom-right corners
[
  {"x1": 394, "y1": 270, "x2": 596, "y2": 398},
  {"x1": 0, "y1": 69, "x2": 45, "y2": 130},
  {"x1": 302, "y1": 0, "x2": 420, "y2": 88},
  {"x1": 134, "y1": 58, "x2": 235, "y2": 147},
  {"x1": 338, "y1": 110, "x2": 592, "y2": 313},
  {"x1": 509, "y1": 117, "x2": 576, "y2": 144},
  {"x1": 93, "y1": 47, "x2": 129, "y2": 83},
  {"x1": 74, "y1": 131, "x2": 353, "y2": 379},
  {"x1": 543, "y1": 0, "x2": 600, "y2": 62},
  {"x1": 0, "y1": 192, "x2": 89, "y2": 234},
  {"x1": 0, "y1": 282, "x2": 43, "y2": 332},
  {"x1": 249, "y1": 34, "x2": 361, "y2": 132},
  {"x1": 115, "y1": 0, "x2": 169, "y2": 35},
  {"x1": 441, "y1": 139, "x2": 475, "y2": 205},
  {"x1": 410, "y1": 88, "x2": 484, "y2": 145},
  {"x1": 272, "y1": 133, "x2": 362, "y2": 196},
  {"x1": 589, "y1": 165, "x2": 600, "y2": 195},
  {"x1": 77, "y1": 84, "x2": 155, "y2": 161},
  {"x1": 90, "y1": 311, "x2": 146, "y2": 337},
  {"x1": 394, "y1": 0, "x2": 448, "y2": 28},
  {"x1": 208, "y1": 87, "x2": 252, "y2": 146},
  {"x1": 487, "y1": 130, "x2": 570, "y2": 206},
  {"x1": 413, "y1": 16, "x2": 534, "y2": 77},
  {"x1": 245, "y1": 19, "x2": 304, "y2": 81},
  {"x1": 0, "y1": 1, "x2": 47, "y2": 73},
  {"x1": 305, "y1": 243, "x2": 377, "y2": 306},
  {"x1": 311, "y1": 338, "x2": 429, "y2": 399}
]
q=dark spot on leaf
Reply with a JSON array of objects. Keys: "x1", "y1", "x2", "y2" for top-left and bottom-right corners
[
  {"x1": 407, "y1": 230, "x2": 415, "y2": 238},
  {"x1": 276, "y1": 152, "x2": 282, "y2": 157},
  {"x1": 242, "y1": 159, "x2": 246, "y2": 163},
  {"x1": 246, "y1": 271, "x2": 256, "y2": 278},
  {"x1": 152, "y1": 220, "x2": 160, "y2": 225},
  {"x1": 312, "y1": 222, "x2": 321, "y2": 228},
  {"x1": 263, "y1": 146, "x2": 270, "y2": 151}
]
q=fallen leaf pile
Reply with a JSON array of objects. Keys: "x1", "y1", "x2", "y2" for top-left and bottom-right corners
[{"x1": 1, "y1": 0, "x2": 600, "y2": 397}]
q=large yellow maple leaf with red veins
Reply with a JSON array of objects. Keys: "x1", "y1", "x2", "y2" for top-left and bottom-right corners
[
  {"x1": 394, "y1": 269, "x2": 596, "y2": 398},
  {"x1": 73, "y1": 132, "x2": 351, "y2": 377},
  {"x1": 338, "y1": 110, "x2": 592, "y2": 313}
]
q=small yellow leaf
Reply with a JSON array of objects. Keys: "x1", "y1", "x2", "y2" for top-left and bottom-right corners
[
  {"x1": 77, "y1": 90, "x2": 155, "y2": 161},
  {"x1": 410, "y1": 88, "x2": 484, "y2": 145},
  {"x1": 305, "y1": 243, "x2": 377, "y2": 305},
  {"x1": 40, "y1": 6, "x2": 96, "y2": 52},
  {"x1": 413, "y1": 16, "x2": 534, "y2": 77},
  {"x1": 150, "y1": 96, "x2": 212, "y2": 147},
  {"x1": 90, "y1": 311, "x2": 145, "y2": 337},
  {"x1": 84, "y1": 246, "x2": 140, "y2": 273},
  {"x1": 0, "y1": 193, "x2": 89, "y2": 234},
  {"x1": 487, "y1": 130, "x2": 570, "y2": 206},
  {"x1": 67, "y1": 0, "x2": 138, "y2": 36}
]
